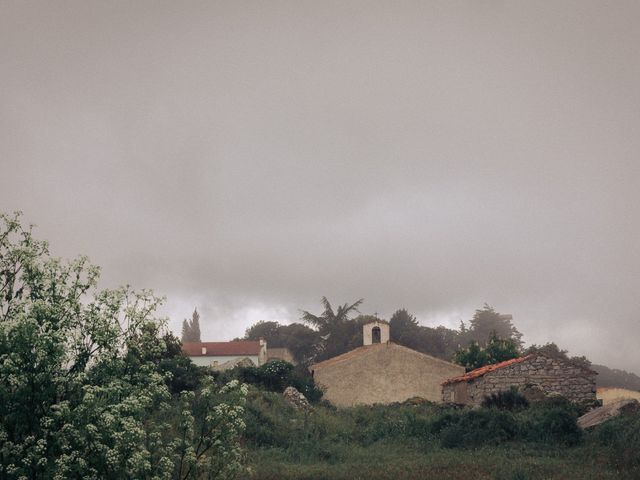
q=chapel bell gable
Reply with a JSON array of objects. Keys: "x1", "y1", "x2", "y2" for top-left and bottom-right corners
[{"x1": 363, "y1": 320, "x2": 389, "y2": 345}]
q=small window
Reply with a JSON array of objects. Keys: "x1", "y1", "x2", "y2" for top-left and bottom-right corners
[{"x1": 372, "y1": 326, "x2": 381, "y2": 343}]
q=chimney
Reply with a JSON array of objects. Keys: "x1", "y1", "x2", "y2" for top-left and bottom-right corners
[{"x1": 201, "y1": 346, "x2": 207, "y2": 355}]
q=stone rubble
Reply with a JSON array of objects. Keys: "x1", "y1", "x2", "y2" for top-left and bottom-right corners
[
  {"x1": 577, "y1": 398, "x2": 640, "y2": 429},
  {"x1": 283, "y1": 386, "x2": 313, "y2": 412}
]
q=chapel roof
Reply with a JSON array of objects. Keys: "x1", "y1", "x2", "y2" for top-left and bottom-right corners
[{"x1": 310, "y1": 342, "x2": 462, "y2": 371}]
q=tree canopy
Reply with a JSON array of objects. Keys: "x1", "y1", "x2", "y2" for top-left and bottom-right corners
[
  {"x1": 454, "y1": 333, "x2": 521, "y2": 371},
  {"x1": 389, "y1": 308, "x2": 451, "y2": 359},
  {"x1": 461, "y1": 304, "x2": 524, "y2": 348},
  {"x1": 181, "y1": 308, "x2": 202, "y2": 342},
  {"x1": 0, "y1": 212, "x2": 246, "y2": 479},
  {"x1": 300, "y1": 297, "x2": 364, "y2": 362},
  {"x1": 243, "y1": 320, "x2": 320, "y2": 365}
]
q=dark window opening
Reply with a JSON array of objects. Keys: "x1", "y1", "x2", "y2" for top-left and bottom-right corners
[{"x1": 372, "y1": 326, "x2": 381, "y2": 344}]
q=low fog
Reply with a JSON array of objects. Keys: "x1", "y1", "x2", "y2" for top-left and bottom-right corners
[{"x1": 1, "y1": 1, "x2": 638, "y2": 371}]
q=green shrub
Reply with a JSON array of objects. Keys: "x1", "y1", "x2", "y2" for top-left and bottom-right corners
[
  {"x1": 237, "y1": 360, "x2": 295, "y2": 391},
  {"x1": 225, "y1": 360, "x2": 324, "y2": 402},
  {"x1": 589, "y1": 412, "x2": 640, "y2": 474},
  {"x1": 428, "y1": 404, "x2": 582, "y2": 449},
  {"x1": 433, "y1": 409, "x2": 519, "y2": 448},
  {"x1": 348, "y1": 405, "x2": 409, "y2": 445},
  {"x1": 519, "y1": 407, "x2": 582, "y2": 446},
  {"x1": 533, "y1": 394, "x2": 584, "y2": 416},
  {"x1": 243, "y1": 391, "x2": 293, "y2": 448}
]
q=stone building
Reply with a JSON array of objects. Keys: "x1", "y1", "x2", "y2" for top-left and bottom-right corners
[
  {"x1": 310, "y1": 320, "x2": 465, "y2": 406},
  {"x1": 441, "y1": 353, "x2": 597, "y2": 406},
  {"x1": 182, "y1": 339, "x2": 267, "y2": 369}
]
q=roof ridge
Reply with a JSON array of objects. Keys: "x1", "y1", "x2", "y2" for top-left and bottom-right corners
[
  {"x1": 310, "y1": 343, "x2": 387, "y2": 369},
  {"x1": 311, "y1": 342, "x2": 462, "y2": 370}
]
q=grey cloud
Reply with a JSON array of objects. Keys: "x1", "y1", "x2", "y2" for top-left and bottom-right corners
[{"x1": 1, "y1": 1, "x2": 639, "y2": 371}]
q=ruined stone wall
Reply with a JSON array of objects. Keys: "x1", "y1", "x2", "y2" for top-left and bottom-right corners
[{"x1": 442, "y1": 355, "x2": 596, "y2": 405}]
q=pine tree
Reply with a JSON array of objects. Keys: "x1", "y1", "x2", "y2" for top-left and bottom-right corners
[
  {"x1": 181, "y1": 319, "x2": 191, "y2": 342},
  {"x1": 191, "y1": 308, "x2": 201, "y2": 342},
  {"x1": 181, "y1": 308, "x2": 202, "y2": 342},
  {"x1": 467, "y1": 304, "x2": 523, "y2": 347}
]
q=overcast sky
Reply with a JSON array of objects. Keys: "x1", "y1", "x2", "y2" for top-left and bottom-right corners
[{"x1": 1, "y1": 1, "x2": 639, "y2": 371}]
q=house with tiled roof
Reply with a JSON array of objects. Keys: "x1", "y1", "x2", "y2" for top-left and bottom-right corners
[
  {"x1": 309, "y1": 320, "x2": 464, "y2": 406},
  {"x1": 182, "y1": 339, "x2": 267, "y2": 369},
  {"x1": 441, "y1": 353, "x2": 597, "y2": 406}
]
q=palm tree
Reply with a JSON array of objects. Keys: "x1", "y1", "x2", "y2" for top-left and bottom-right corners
[{"x1": 301, "y1": 297, "x2": 363, "y2": 361}]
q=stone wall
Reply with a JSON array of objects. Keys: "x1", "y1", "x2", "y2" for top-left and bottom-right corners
[{"x1": 442, "y1": 354, "x2": 597, "y2": 406}]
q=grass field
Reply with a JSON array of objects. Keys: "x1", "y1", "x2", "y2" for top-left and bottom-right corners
[
  {"x1": 246, "y1": 444, "x2": 621, "y2": 480},
  {"x1": 239, "y1": 389, "x2": 640, "y2": 480}
]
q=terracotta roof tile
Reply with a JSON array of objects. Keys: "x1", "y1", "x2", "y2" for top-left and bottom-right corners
[
  {"x1": 442, "y1": 355, "x2": 534, "y2": 385},
  {"x1": 182, "y1": 341, "x2": 261, "y2": 356}
]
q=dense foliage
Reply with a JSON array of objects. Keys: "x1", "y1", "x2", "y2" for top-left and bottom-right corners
[
  {"x1": 221, "y1": 360, "x2": 323, "y2": 403},
  {"x1": 0, "y1": 212, "x2": 246, "y2": 479},
  {"x1": 389, "y1": 308, "x2": 455, "y2": 360},
  {"x1": 454, "y1": 333, "x2": 521, "y2": 371},
  {"x1": 243, "y1": 321, "x2": 320, "y2": 365},
  {"x1": 460, "y1": 304, "x2": 524, "y2": 348},
  {"x1": 244, "y1": 389, "x2": 587, "y2": 452},
  {"x1": 300, "y1": 297, "x2": 364, "y2": 362}
]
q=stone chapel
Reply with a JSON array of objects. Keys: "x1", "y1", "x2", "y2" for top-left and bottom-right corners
[{"x1": 310, "y1": 320, "x2": 464, "y2": 406}]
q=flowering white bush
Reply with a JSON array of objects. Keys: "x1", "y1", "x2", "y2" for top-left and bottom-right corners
[
  {"x1": 0, "y1": 212, "x2": 247, "y2": 479},
  {"x1": 172, "y1": 379, "x2": 248, "y2": 480}
]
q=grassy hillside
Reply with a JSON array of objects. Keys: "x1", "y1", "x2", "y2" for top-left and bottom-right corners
[{"x1": 240, "y1": 389, "x2": 640, "y2": 480}]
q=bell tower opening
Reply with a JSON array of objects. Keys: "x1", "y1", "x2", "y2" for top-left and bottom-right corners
[
  {"x1": 363, "y1": 320, "x2": 389, "y2": 345},
  {"x1": 372, "y1": 326, "x2": 381, "y2": 343}
]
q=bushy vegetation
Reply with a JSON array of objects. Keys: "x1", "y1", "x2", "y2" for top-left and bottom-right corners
[
  {"x1": 454, "y1": 334, "x2": 521, "y2": 371},
  {"x1": 0, "y1": 212, "x2": 247, "y2": 479},
  {"x1": 219, "y1": 360, "x2": 323, "y2": 403},
  {"x1": 241, "y1": 389, "x2": 638, "y2": 479},
  {"x1": 589, "y1": 410, "x2": 640, "y2": 475},
  {"x1": 243, "y1": 389, "x2": 586, "y2": 451}
]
